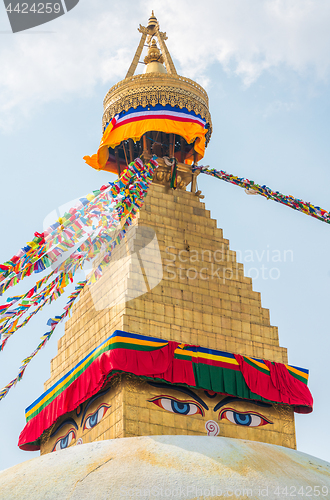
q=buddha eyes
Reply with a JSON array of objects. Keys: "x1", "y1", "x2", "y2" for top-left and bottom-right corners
[
  {"x1": 83, "y1": 404, "x2": 111, "y2": 430},
  {"x1": 219, "y1": 409, "x2": 272, "y2": 427},
  {"x1": 52, "y1": 429, "x2": 76, "y2": 452},
  {"x1": 148, "y1": 396, "x2": 204, "y2": 416},
  {"x1": 148, "y1": 397, "x2": 272, "y2": 428},
  {"x1": 51, "y1": 404, "x2": 111, "y2": 452}
]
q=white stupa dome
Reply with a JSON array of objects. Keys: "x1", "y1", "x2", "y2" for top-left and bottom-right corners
[{"x1": 0, "y1": 436, "x2": 329, "y2": 499}]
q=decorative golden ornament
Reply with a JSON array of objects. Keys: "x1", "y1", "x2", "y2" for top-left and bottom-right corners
[
  {"x1": 147, "y1": 11, "x2": 158, "y2": 30},
  {"x1": 148, "y1": 155, "x2": 199, "y2": 190},
  {"x1": 103, "y1": 73, "x2": 212, "y2": 144},
  {"x1": 144, "y1": 39, "x2": 164, "y2": 65},
  {"x1": 102, "y1": 13, "x2": 212, "y2": 146}
]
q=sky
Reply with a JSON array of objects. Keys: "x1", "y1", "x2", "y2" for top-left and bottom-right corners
[{"x1": 0, "y1": 0, "x2": 330, "y2": 471}]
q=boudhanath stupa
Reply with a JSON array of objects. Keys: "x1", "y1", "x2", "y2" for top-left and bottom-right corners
[{"x1": 0, "y1": 12, "x2": 329, "y2": 500}]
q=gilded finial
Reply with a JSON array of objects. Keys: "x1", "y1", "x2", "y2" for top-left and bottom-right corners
[
  {"x1": 144, "y1": 38, "x2": 164, "y2": 65},
  {"x1": 147, "y1": 11, "x2": 158, "y2": 29}
]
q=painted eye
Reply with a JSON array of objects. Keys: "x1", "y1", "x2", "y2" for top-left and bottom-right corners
[
  {"x1": 52, "y1": 429, "x2": 76, "y2": 452},
  {"x1": 148, "y1": 396, "x2": 204, "y2": 416},
  {"x1": 219, "y1": 408, "x2": 272, "y2": 427},
  {"x1": 83, "y1": 404, "x2": 110, "y2": 430}
]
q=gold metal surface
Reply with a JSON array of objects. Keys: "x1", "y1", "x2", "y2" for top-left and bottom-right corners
[
  {"x1": 102, "y1": 73, "x2": 212, "y2": 144},
  {"x1": 144, "y1": 39, "x2": 164, "y2": 65},
  {"x1": 106, "y1": 12, "x2": 212, "y2": 145},
  {"x1": 141, "y1": 153, "x2": 199, "y2": 190}
]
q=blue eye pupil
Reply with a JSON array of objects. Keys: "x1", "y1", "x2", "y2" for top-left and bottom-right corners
[
  {"x1": 88, "y1": 412, "x2": 99, "y2": 428},
  {"x1": 171, "y1": 401, "x2": 190, "y2": 414},
  {"x1": 233, "y1": 412, "x2": 252, "y2": 426},
  {"x1": 60, "y1": 435, "x2": 69, "y2": 449}
]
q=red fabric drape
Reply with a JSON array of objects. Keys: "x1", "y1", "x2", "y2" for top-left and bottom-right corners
[
  {"x1": 19, "y1": 343, "x2": 313, "y2": 451},
  {"x1": 234, "y1": 355, "x2": 313, "y2": 414},
  {"x1": 18, "y1": 341, "x2": 195, "y2": 451}
]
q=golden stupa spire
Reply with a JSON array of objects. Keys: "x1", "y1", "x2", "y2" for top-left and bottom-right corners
[
  {"x1": 101, "y1": 12, "x2": 212, "y2": 175},
  {"x1": 144, "y1": 38, "x2": 164, "y2": 65},
  {"x1": 147, "y1": 10, "x2": 158, "y2": 29},
  {"x1": 125, "y1": 11, "x2": 177, "y2": 78},
  {"x1": 144, "y1": 38, "x2": 166, "y2": 74}
]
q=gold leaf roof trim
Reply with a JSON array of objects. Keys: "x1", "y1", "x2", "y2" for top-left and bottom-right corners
[{"x1": 102, "y1": 73, "x2": 213, "y2": 145}]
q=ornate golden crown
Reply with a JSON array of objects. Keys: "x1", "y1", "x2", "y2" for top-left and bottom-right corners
[{"x1": 102, "y1": 12, "x2": 212, "y2": 146}]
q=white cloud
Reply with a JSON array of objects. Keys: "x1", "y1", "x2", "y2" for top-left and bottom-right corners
[
  {"x1": 0, "y1": 0, "x2": 330, "y2": 129},
  {"x1": 150, "y1": 0, "x2": 330, "y2": 84},
  {"x1": 0, "y1": 1, "x2": 140, "y2": 130}
]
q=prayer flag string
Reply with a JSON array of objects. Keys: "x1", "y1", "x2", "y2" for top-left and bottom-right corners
[
  {"x1": 0, "y1": 158, "x2": 153, "y2": 294},
  {"x1": 193, "y1": 165, "x2": 330, "y2": 225},
  {"x1": 0, "y1": 157, "x2": 157, "y2": 401}
]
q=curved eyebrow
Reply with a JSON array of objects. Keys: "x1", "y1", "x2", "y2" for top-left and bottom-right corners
[
  {"x1": 80, "y1": 387, "x2": 112, "y2": 426},
  {"x1": 51, "y1": 418, "x2": 78, "y2": 438},
  {"x1": 147, "y1": 381, "x2": 209, "y2": 411},
  {"x1": 213, "y1": 396, "x2": 272, "y2": 412}
]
